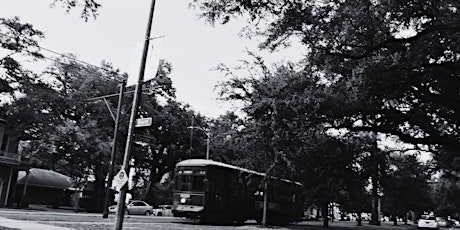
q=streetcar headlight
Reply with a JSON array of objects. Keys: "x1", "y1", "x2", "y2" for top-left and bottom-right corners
[{"x1": 180, "y1": 198, "x2": 187, "y2": 204}]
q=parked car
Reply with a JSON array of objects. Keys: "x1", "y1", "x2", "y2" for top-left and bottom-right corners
[
  {"x1": 436, "y1": 217, "x2": 447, "y2": 227},
  {"x1": 109, "y1": 200, "x2": 153, "y2": 216},
  {"x1": 451, "y1": 219, "x2": 459, "y2": 228},
  {"x1": 436, "y1": 217, "x2": 455, "y2": 227},
  {"x1": 418, "y1": 214, "x2": 438, "y2": 229},
  {"x1": 153, "y1": 204, "x2": 172, "y2": 216}
]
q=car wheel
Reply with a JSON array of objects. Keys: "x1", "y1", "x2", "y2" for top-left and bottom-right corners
[
  {"x1": 157, "y1": 212, "x2": 162, "y2": 216},
  {"x1": 255, "y1": 216, "x2": 262, "y2": 225},
  {"x1": 145, "y1": 211, "x2": 152, "y2": 216}
]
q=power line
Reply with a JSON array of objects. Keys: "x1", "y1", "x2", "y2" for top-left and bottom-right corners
[
  {"x1": 40, "y1": 46, "x2": 119, "y2": 74},
  {"x1": 1, "y1": 31, "x2": 161, "y2": 101},
  {"x1": 0, "y1": 32, "x2": 121, "y2": 75}
]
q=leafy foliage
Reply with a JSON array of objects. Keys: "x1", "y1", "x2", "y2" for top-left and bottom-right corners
[
  {"x1": 0, "y1": 17, "x2": 43, "y2": 97},
  {"x1": 0, "y1": 2, "x2": 206, "y2": 209},
  {"x1": 193, "y1": 0, "x2": 460, "y2": 171},
  {"x1": 432, "y1": 175, "x2": 460, "y2": 218},
  {"x1": 194, "y1": 0, "x2": 460, "y2": 219},
  {"x1": 50, "y1": 0, "x2": 101, "y2": 21},
  {"x1": 215, "y1": 54, "x2": 364, "y2": 226},
  {"x1": 381, "y1": 154, "x2": 433, "y2": 223},
  {"x1": 2, "y1": 53, "x2": 125, "y2": 209},
  {"x1": 207, "y1": 112, "x2": 249, "y2": 164}
]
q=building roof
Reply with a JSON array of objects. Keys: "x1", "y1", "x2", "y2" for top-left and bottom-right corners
[{"x1": 17, "y1": 168, "x2": 73, "y2": 189}]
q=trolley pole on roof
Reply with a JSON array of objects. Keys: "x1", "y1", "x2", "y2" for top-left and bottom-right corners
[{"x1": 114, "y1": 0, "x2": 157, "y2": 229}]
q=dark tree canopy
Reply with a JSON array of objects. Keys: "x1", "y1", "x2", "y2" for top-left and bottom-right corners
[
  {"x1": 193, "y1": 0, "x2": 460, "y2": 177},
  {"x1": 0, "y1": 0, "x2": 209, "y2": 210},
  {"x1": 382, "y1": 154, "x2": 433, "y2": 222},
  {"x1": 193, "y1": 0, "x2": 459, "y2": 223},
  {"x1": 0, "y1": 17, "x2": 44, "y2": 97}
]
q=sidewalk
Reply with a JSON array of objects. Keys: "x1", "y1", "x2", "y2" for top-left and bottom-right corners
[
  {"x1": 0, "y1": 216, "x2": 75, "y2": 230},
  {"x1": 293, "y1": 220, "x2": 418, "y2": 230}
]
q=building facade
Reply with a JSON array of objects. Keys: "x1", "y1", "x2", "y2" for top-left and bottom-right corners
[{"x1": 0, "y1": 119, "x2": 28, "y2": 207}]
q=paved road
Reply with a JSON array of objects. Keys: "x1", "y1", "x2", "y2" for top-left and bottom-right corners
[
  {"x1": 0, "y1": 208, "x2": 267, "y2": 230},
  {"x1": 1, "y1": 207, "x2": 455, "y2": 230}
]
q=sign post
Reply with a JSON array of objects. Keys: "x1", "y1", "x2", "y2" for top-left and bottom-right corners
[{"x1": 102, "y1": 80, "x2": 126, "y2": 218}]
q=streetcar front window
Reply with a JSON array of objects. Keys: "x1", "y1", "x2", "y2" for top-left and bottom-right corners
[
  {"x1": 178, "y1": 174, "x2": 192, "y2": 191},
  {"x1": 175, "y1": 169, "x2": 206, "y2": 192}
]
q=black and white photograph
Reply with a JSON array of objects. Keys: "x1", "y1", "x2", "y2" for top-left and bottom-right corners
[{"x1": 0, "y1": 0, "x2": 459, "y2": 229}]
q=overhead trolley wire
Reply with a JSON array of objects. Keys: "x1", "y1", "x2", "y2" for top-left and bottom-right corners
[{"x1": 0, "y1": 31, "x2": 121, "y2": 75}]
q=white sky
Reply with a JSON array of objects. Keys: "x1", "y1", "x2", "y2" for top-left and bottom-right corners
[{"x1": 1, "y1": 0, "x2": 304, "y2": 118}]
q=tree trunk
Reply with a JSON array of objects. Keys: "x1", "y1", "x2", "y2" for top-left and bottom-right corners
[
  {"x1": 357, "y1": 212, "x2": 362, "y2": 226},
  {"x1": 142, "y1": 177, "x2": 153, "y2": 201},
  {"x1": 94, "y1": 164, "x2": 106, "y2": 211},
  {"x1": 369, "y1": 176, "x2": 381, "y2": 226},
  {"x1": 262, "y1": 179, "x2": 269, "y2": 227},
  {"x1": 322, "y1": 201, "x2": 329, "y2": 228},
  {"x1": 393, "y1": 210, "x2": 398, "y2": 225},
  {"x1": 142, "y1": 168, "x2": 159, "y2": 203},
  {"x1": 74, "y1": 189, "x2": 80, "y2": 212},
  {"x1": 20, "y1": 170, "x2": 30, "y2": 207}
]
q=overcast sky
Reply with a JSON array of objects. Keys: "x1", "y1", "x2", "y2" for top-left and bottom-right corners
[{"x1": 1, "y1": 0, "x2": 304, "y2": 117}]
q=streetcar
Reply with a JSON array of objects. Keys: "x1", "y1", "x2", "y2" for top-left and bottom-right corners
[{"x1": 172, "y1": 159, "x2": 303, "y2": 225}]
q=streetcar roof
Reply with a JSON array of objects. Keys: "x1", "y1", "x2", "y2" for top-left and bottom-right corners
[
  {"x1": 176, "y1": 159, "x2": 302, "y2": 186},
  {"x1": 177, "y1": 159, "x2": 263, "y2": 176}
]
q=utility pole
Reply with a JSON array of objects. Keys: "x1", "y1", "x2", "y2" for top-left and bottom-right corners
[
  {"x1": 187, "y1": 126, "x2": 210, "y2": 160},
  {"x1": 102, "y1": 80, "x2": 126, "y2": 219},
  {"x1": 189, "y1": 115, "x2": 194, "y2": 157},
  {"x1": 114, "y1": 0, "x2": 157, "y2": 229},
  {"x1": 205, "y1": 133, "x2": 210, "y2": 160},
  {"x1": 262, "y1": 157, "x2": 278, "y2": 227}
]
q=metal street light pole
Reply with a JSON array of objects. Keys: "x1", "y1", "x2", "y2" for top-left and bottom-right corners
[
  {"x1": 187, "y1": 126, "x2": 210, "y2": 160},
  {"x1": 114, "y1": 0, "x2": 156, "y2": 229}
]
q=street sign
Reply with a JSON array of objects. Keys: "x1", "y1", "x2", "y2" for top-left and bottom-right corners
[
  {"x1": 135, "y1": 117, "x2": 152, "y2": 127},
  {"x1": 112, "y1": 169, "x2": 128, "y2": 192}
]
